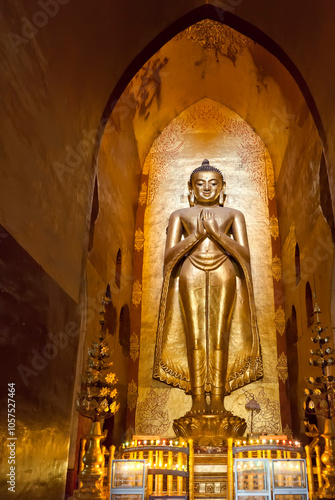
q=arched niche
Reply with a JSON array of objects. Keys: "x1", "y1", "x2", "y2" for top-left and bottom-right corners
[
  {"x1": 115, "y1": 248, "x2": 122, "y2": 289},
  {"x1": 136, "y1": 98, "x2": 281, "y2": 436},
  {"x1": 86, "y1": 17, "x2": 333, "y2": 444}
]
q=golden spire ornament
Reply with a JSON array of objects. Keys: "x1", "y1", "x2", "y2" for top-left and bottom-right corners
[
  {"x1": 304, "y1": 302, "x2": 335, "y2": 498},
  {"x1": 72, "y1": 285, "x2": 120, "y2": 500}
]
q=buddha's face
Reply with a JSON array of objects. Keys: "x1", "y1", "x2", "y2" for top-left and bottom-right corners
[{"x1": 190, "y1": 171, "x2": 224, "y2": 205}]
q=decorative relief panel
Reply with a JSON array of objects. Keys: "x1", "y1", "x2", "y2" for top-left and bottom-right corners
[
  {"x1": 235, "y1": 133, "x2": 271, "y2": 203},
  {"x1": 136, "y1": 388, "x2": 170, "y2": 436},
  {"x1": 175, "y1": 20, "x2": 250, "y2": 62},
  {"x1": 143, "y1": 99, "x2": 275, "y2": 206},
  {"x1": 205, "y1": 484, "x2": 215, "y2": 494},
  {"x1": 275, "y1": 306, "x2": 286, "y2": 337},
  {"x1": 139, "y1": 182, "x2": 148, "y2": 206},
  {"x1": 127, "y1": 380, "x2": 138, "y2": 411},
  {"x1": 272, "y1": 256, "x2": 282, "y2": 281},
  {"x1": 130, "y1": 332, "x2": 140, "y2": 362},
  {"x1": 132, "y1": 280, "x2": 142, "y2": 307},
  {"x1": 276, "y1": 352, "x2": 288, "y2": 384},
  {"x1": 269, "y1": 214, "x2": 279, "y2": 240},
  {"x1": 265, "y1": 153, "x2": 276, "y2": 200},
  {"x1": 244, "y1": 389, "x2": 281, "y2": 435},
  {"x1": 126, "y1": 425, "x2": 135, "y2": 441},
  {"x1": 283, "y1": 424, "x2": 294, "y2": 439},
  {"x1": 134, "y1": 228, "x2": 145, "y2": 252}
]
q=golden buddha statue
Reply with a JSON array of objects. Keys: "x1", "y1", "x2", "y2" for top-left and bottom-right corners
[{"x1": 153, "y1": 159, "x2": 262, "y2": 418}]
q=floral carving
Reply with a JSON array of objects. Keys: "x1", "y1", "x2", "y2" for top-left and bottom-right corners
[
  {"x1": 127, "y1": 380, "x2": 138, "y2": 412},
  {"x1": 275, "y1": 306, "x2": 286, "y2": 337},
  {"x1": 130, "y1": 332, "x2": 140, "y2": 362},
  {"x1": 283, "y1": 424, "x2": 293, "y2": 439},
  {"x1": 272, "y1": 256, "x2": 282, "y2": 281},
  {"x1": 136, "y1": 389, "x2": 170, "y2": 435},
  {"x1": 269, "y1": 214, "x2": 279, "y2": 240},
  {"x1": 134, "y1": 228, "x2": 145, "y2": 252},
  {"x1": 144, "y1": 99, "x2": 274, "y2": 206},
  {"x1": 277, "y1": 352, "x2": 288, "y2": 384},
  {"x1": 175, "y1": 20, "x2": 250, "y2": 63},
  {"x1": 132, "y1": 280, "x2": 142, "y2": 307},
  {"x1": 139, "y1": 182, "x2": 148, "y2": 206}
]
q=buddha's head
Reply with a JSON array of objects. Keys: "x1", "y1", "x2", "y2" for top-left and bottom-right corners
[{"x1": 188, "y1": 159, "x2": 226, "y2": 206}]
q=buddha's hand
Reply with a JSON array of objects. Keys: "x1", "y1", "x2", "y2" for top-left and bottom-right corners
[
  {"x1": 202, "y1": 210, "x2": 220, "y2": 239},
  {"x1": 195, "y1": 210, "x2": 207, "y2": 239}
]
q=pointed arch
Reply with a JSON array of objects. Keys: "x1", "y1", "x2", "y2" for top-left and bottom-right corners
[{"x1": 95, "y1": 5, "x2": 326, "y2": 164}]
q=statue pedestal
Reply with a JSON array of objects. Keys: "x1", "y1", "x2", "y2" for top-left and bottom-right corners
[{"x1": 173, "y1": 413, "x2": 246, "y2": 445}]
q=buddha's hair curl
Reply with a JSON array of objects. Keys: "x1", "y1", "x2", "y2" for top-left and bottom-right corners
[{"x1": 189, "y1": 159, "x2": 224, "y2": 184}]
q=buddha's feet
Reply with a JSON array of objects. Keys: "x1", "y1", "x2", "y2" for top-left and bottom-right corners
[
  {"x1": 209, "y1": 395, "x2": 226, "y2": 414},
  {"x1": 188, "y1": 394, "x2": 207, "y2": 414}
]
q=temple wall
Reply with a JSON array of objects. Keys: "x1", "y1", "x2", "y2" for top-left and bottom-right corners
[
  {"x1": 84, "y1": 105, "x2": 142, "y2": 446},
  {"x1": 0, "y1": 225, "x2": 81, "y2": 499},
  {"x1": 276, "y1": 109, "x2": 334, "y2": 437},
  {"x1": 0, "y1": 2, "x2": 335, "y2": 498}
]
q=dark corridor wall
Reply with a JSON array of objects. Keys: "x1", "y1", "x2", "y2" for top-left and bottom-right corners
[{"x1": 0, "y1": 224, "x2": 81, "y2": 499}]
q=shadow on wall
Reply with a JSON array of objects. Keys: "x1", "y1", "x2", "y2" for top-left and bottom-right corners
[{"x1": 119, "y1": 304, "x2": 131, "y2": 357}]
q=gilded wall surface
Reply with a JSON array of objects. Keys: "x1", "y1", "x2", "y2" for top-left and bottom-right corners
[
  {"x1": 276, "y1": 109, "x2": 334, "y2": 437},
  {"x1": 83, "y1": 103, "x2": 143, "y2": 447},
  {"x1": 0, "y1": 225, "x2": 81, "y2": 499},
  {"x1": 136, "y1": 99, "x2": 281, "y2": 436},
  {"x1": 1, "y1": 2, "x2": 335, "y2": 499}
]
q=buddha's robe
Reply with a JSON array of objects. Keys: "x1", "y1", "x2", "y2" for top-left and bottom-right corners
[{"x1": 153, "y1": 206, "x2": 263, "y2": 395}]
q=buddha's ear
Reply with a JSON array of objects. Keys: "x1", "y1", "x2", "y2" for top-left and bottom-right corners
[
  {"x1": 219, "y1": 182, "x2": 226, "y2": 207},
  {"x1": 188, "y1": 181, "x2": 192, "y2": 192}
]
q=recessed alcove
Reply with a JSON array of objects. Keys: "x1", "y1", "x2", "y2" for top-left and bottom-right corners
[{"x1": 87, "y1": 18, "x2": 334, "y2": 444}]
